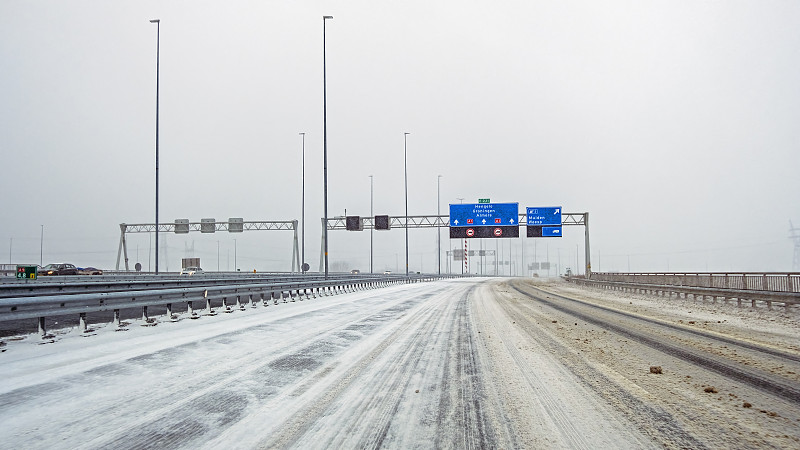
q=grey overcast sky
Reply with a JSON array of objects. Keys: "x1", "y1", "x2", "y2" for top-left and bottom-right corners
[{"x1": 1, "y1": 0, "x2": 799, "y2": 274}]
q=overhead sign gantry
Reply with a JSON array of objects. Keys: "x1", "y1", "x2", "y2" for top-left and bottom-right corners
[
  {"x1": 116, "y1": 219, "x2": 301, "y2": 272},
  {"x1": 323, "y1": 204, "x2": 592, "y2": 277}
]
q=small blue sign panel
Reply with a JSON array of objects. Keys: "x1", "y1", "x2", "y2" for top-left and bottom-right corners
[
  {"x1": 542, "y1": 226, "x2": 562, "y2": 237},
  {"x1": 450, "y1": 203, "x2": 519, "y2": 227},
  {"x1": 526, "y1": 206, "x2": 562, "y2": 226}
]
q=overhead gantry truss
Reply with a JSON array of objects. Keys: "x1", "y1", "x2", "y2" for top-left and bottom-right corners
[
  {"x1": 321, "y1": 212, "x2": 592, "y2": 278},
  {"x1": 116, "y1": 220, "x2": 300, "y2": 272},
  {"x1": 324, "y1": 213, "x2": 586, "y2": 230}
]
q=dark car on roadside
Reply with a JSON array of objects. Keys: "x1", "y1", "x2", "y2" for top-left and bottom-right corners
[
  {"x1": 40, "y1": 263, "x2": 79, "y2": 276},
  {"x1": 78, "y1": 267, "x2": 103, "y2": 275}
]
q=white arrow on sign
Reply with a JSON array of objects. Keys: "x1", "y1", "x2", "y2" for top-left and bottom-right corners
[
  {"x1": 453, "y1": 219, "x2": 459, "y2": 225},
  {"x1": 554, "y1": 229, "x2": 561, "y2": 234},
  {"x1": 554, "y1": 209, "x2": 560, "y2": 214},
  {"x1": 509, "y1": 218, "x2": 516, "y2": 224}
]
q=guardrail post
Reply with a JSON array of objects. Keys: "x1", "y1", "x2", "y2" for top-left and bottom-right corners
[
  {"x1": 142, "y1": 306, "x2": 149, "y2": 322},
  {"x1": 237, "y1": 295, "x2": 245, "y2": 311},
  {"x1": 113, "y1": 309, "x2": 121, "y2": 327},
  {"x1": 166, "y1": 303, "x2": 173, "y2": 320},
  {"x1": 206, "y1": 292, "x2": 215, "y2": 315},
  {"x1": 222, "y1": 297, "x2": 232, "y2": 313},
  {"x1": 38, "y1": 317, "x2": 46, "y2": 337},
  {"x1": 79, "y1": 313, "x2": 87, "y2": 333},
  {"x1": 188, "y1": 301, "x2": 198, "y2": 319}
]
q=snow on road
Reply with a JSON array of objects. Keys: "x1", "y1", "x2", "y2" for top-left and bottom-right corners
[
  {"x1": 5, "y1": 277, "x2": 796, "y2": 449},
  {"x1": 0, "y1": 278, "x2": 653, "y2": 449}
]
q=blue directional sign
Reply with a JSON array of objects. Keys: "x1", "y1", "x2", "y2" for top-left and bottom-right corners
[
  {"x1": 527, "y1": 225, "x2": 563, "y2": 238},
  {"x1": 526, "y1": 206, "x2": 562, "y2": 226},
  {"x1": 449, "y1": 203, "x2": 519, "y2": 227},
  {"x1": 543, "y1": 226, "x2": 562, "y2": 237}
]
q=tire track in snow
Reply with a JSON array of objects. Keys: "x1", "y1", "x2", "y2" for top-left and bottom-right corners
[
  {"x1": 437, "y1": 285, "x2": 494, "y2": 449},
  {"x1": 27, "y1": 288, "x2": 432, "y2": 450},
  {"x1": 504, "y1": 280, "x2": 707, "y2": 448},
  {"x1": 256, "y1": 285, "x2": 460, "y2": 448},
  {"x1": 511, "y1": 281, "x2": 800, "y2": 405},
  {"x1": 472, "y1": 282, "x2": 594, "y2": 449}
]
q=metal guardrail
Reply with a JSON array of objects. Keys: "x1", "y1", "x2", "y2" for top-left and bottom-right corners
[
  {"x1": 0, "y1": 274, "x2": 457, "y2": 337},
  {"x1": 566, "y1": 277, "x2": 800, "y2": 310},
  {"x1": 591, "y1": 272, "x2": 800, "y2": 293},
  {"x1": 0, "y1": 272, "x2": 412, "y2": 299}
]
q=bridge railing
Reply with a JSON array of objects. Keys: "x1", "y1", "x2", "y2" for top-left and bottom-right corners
[
  {"x1": 591, "y1": 272, "x2": 800, "y2": 293},
  {"x1": 567, "y1": 272, "x2": 800, "y2": 311}
]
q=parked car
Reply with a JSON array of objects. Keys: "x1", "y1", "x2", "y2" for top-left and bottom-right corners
[
  {"x1": 180, "y1": 266, "x2": 203, "y2": 276},
  {"x1": 40, "y1": 263, "x2": 79, "y2": 276},
  {"x1": 78, "y1": 267, "x2": 103, "y2": 275}
]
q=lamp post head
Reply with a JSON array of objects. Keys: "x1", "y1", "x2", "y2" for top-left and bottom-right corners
[
  {"x1": 149, "y1": 19, "x2": 160, "y2": 23},
  {"x1": 323, "y1": 15, "x2": 333, "y2": 20}
]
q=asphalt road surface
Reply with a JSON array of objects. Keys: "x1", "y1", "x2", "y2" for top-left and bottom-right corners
[{"x1": 1, "y1": 278, "x2": 797, "y2": 449}]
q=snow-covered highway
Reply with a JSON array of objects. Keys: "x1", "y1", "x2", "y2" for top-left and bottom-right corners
[{"x1": 1, "y1": 278, "x2": 798, "y2": 449}]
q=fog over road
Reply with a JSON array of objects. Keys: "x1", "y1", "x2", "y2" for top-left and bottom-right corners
[{"x1": 1, "y1": 278, "x2": 798, "y2": 448}]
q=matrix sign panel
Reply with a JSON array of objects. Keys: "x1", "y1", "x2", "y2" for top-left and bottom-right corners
[
  {"x1": 526, "y1": 207, "x2": 561, "y2": 226},
  {"x1": 374, "y1": 215, "x2": 390, "y2": 230},
  {"x1": 16, "y1": 265, "x2": 37, "y2": 280},
  {"x1": 450, "y1": 226, "x2": 519, "y2": 239},
  {"x1": 527, "y1": 225, "x2": 562, "y2": 237},
  {"x1": 449, "y1": 203, "x2": 519, "y2": 227}
]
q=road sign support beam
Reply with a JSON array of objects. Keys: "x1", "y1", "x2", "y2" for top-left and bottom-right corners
[
  {"x1": 116, "y1": 220, "x2": 300, "y2": 272},
  {"x1": 322, "y1": 212, "x2": 591, "y2": 278}
]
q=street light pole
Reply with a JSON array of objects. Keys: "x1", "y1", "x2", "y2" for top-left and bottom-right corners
[
  {"x1": 322, "y1": 15, "x2": 333, "y2": 279},
  {"x1": 150, "y1": 18, "x2": 160, "y2": 274},
  {"x1": 404, "y1": 132, "x2": 410, "y2": 276},
  {"x1": 437, "y1": 174, "x2": 442, "y2": 275},
  {"x1": 234, "y1": 238, "x2": 237, "y2": 271},
  {"x1": 369, "y1": 174, "x2": 373, "y2": 273},
  {"x1": 39, "y1": 225, "x2": 43, "y2": 266},
  {"x1": 300, "y1": 132, "x2": 306, "y2": 273}
]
